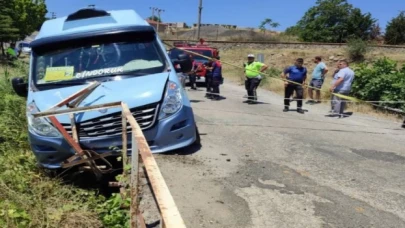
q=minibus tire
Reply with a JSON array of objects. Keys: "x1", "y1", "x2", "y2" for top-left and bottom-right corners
[{"x1": 194, "y1": 124, "x2": 201, "y2": 146}]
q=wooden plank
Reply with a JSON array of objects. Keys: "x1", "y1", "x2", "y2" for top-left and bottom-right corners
[
  {"x1": 61, "y1": 151, "x2": 116, "y2": 168},
  {"x1": 33, "y1": 101, "x2": 122, "y2": 118},
  {"x1": 122, "y1": 103, "x2": 186, "y2": 228},
  {"x1": 48, "y1": 81, "x2": 100, "y2": 110},
  {"x1": 49, "y1": 116, "x2": 84, "y2": 155}
]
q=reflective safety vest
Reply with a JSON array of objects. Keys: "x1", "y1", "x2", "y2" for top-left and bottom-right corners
[{"x1": 244, "y1": 61, "x2": 264, "y2": 78}]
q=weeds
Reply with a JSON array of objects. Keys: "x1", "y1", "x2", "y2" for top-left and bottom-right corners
[{"x1": 0, "y1": 60, "x2": 125, "y2": 228}]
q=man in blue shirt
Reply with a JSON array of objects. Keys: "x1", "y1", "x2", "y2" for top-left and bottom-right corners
[
  {"x1": 328, "y1": 60, "x2": 355, "y2": 118},
  {"x1": 307, "y1": 56, "x2": 328, "y2": 104},
  {"x1": 283, "y1": 58, "x2": 307, "y2": 114}
]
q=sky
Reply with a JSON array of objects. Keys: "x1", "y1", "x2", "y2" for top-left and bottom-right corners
[{"x1": 46, "y1": 0, "x2": 404, "y2": 31}]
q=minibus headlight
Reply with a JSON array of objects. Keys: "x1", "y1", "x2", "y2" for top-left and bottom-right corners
[
  {"x1": 27, "y1": 102, "x2": 61, "y2": 137},
  {"x1": 159, "y1": 81, "x2": 183, "y2": 119}
]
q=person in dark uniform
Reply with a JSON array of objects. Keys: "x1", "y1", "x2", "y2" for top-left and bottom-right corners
[
  {"x1": 402, "y1": 119, "x2": 405, "y2": 128},
  {"x1": 189, "y1": 55, "x2": 198, "y2": 90},
  {"x1": 207, "y1": 57, "x2": 223, "y2": 100},
  {"x1": 204, "y1": 59, "x2": 213, "y2": 99},
  {"x1": 283, "y1": 58, "x2": 307, "y2": 114}
]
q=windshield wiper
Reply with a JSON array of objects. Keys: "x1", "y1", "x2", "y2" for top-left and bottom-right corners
[{"x1": 38, "y1": 80, "x2": 93, "y2": 86}]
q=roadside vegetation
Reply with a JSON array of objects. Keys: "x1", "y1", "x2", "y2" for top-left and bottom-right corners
[
  {"x1": 0, "y1": 60, "x2": 132, "y2": 227},
  {"x1": 0, "y1": 61, "x2": 100, "y2": 227}
]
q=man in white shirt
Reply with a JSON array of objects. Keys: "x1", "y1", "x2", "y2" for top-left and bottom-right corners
[{"x1": 328, "y1": 60, "x2": 355, "y2": 118}]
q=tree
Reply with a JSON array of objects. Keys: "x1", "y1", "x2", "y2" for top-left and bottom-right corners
[
  {"x1": 286, "y1": 0, "x2": 376, "y2": 43},
  {"x1": 147, "y1": 16, "x2": 162, "y2": 22},
  {"x1": 259, "y1": 18, "x2": 280, "y2": 34},
  {"x1": 385, "y1": 11, "x2": 405, "y2": 45},
  {"x1": 0, "y1": 0, "x2": 19, "y2": 55},
  {"x1": 370, "y1": 23, "x2": 382, "y2": 41},
  {"x1": 345, "y1": 8, "x2": 375, "y2": 40},
  {"x1": 12, "y1": 0, "x2": 47, "y2": 40},
  {"x1": 0, "y1": 0, "x2": 47, "y2": 56}
]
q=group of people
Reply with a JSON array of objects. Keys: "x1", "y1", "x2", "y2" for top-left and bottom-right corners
[
  {"x1": 188, "y1": 55, "x2": 223, "y2": 101},
  {"x1": 185, "y1": 53, "x2": 405, "y2": 127},
  {"x1": 241, "y1": 54, "x2": 355, "y2": 117},
  {"x1": 282, "y1": 56, "x2": 355, "y2": 117}
]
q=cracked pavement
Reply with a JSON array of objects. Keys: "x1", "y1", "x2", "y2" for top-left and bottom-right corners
[{"x1": 151, "y1": 82, "x2": 405, "y2": 228}]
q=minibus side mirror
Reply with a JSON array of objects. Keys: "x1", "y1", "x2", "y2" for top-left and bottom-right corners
[{"x1": 11, "y1": 77, "x2": 28, "y2": 97}]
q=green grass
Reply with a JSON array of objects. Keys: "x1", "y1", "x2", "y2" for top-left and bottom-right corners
[{"x1": 0, "y1": 60, "x2": 109, "y2": 228}]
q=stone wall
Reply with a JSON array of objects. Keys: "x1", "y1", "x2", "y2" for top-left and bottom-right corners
[
  {"x1": 210, "y1": 43, "x2": 404, "y2": 54},
  {"x1": 162, "y1": 40, "x2": 405, "y2": 54}
]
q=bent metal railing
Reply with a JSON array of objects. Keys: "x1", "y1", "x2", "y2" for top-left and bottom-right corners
[{"x1": 33, "y1": 82, "x2": 186, "y2": 228}]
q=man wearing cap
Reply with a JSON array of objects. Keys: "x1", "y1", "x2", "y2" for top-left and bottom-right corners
[
  {"x1": 244, "y1": 54, "x2": 268, "y2": 104},
  {"x1": 283, "y1": 58, "x2": 307, "y2": 114}
]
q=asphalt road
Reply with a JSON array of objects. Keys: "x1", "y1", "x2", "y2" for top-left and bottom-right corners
[{"x1": 151, "y1": 82, "x2": 405, "y2": 228}]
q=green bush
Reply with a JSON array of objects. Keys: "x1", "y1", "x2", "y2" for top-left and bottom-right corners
[
  {"x1": 351, "y1": 57, "x2": 405, "y2": 111},
  {"x1": 346, "y1": 38, "x2": 369, "y2": 62}
]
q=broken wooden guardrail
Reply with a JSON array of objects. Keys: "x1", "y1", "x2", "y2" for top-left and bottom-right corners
[{"x1": 33, "y1": 82, "x2": 186, "y2": 228}]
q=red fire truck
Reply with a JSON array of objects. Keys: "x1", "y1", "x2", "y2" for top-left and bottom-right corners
[{"x1": 168, "y1": 39, "x2": 219, "y2": 86}]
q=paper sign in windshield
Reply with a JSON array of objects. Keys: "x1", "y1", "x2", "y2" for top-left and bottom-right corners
[{"x1": 44, "y1": 66, "x2": 74, "y2": 82}]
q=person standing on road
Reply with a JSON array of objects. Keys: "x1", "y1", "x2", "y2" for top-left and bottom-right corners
[
  {"x1": 329, "y1": 62, "x2": 341, "y2": 112},
  {"x1": 283, "y1": 58, "x2": 307, "y2": 114},
  {"x1": 307, "y1": 56, "x2": 328, "y2": 105},
  {"x1": 207, "y1": 57, "x2": 223, "y2": 100},
  {"x1": 188, "y1": 55, "x2": 199, "y2": 90},
  {"x1": 244, "y1": 54, "x2": 268, "y2": 104},
  {"x1": 204, "y1": 59, "x2": 213, "y2": 99},
  {"x1": 328, "y1": 60, "x2": 355, "y2": 118}
]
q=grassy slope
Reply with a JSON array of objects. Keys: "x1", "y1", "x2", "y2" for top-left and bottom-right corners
[
  {"x1": 0, "y1": 60, "x2": 106, "y2": 228},
  {"x1": 220, "y1": 46, "x2": 405, "y2": 119}
]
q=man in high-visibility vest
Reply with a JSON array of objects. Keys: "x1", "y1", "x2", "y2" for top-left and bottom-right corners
[{"x1": 244, "y1": 54, "x2": 268, "y2": 104}]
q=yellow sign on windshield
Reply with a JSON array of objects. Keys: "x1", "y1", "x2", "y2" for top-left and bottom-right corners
[{"x1": 44, "y1": 66, "x2": 74, "y2": 82}]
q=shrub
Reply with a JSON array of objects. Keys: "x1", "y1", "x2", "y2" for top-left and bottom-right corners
[
  {"x1": 346, "y1": 38, "x2": 369, "y2": 62},
  {"x1": 351, "y1": 57, "x2": 405, "y2": 111}
]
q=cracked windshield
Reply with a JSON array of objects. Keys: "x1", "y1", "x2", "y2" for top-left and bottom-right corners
[{"x1": 35, "y1": 41, "x2": 166, "y2": 84}]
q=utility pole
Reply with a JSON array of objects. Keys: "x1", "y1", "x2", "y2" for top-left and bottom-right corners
[
  {"x1": 156, "y1": 8, "x2": 164, "y2": 33},
  {"x1": 149, "y1": 7, "x2": 157, "y2": 21},
  {"x1": 50, "y1": 12, "x2": 56, "y2": 19},
  {"x1": 197, "y1": 0, "x2": 203, "y2": 40}
]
